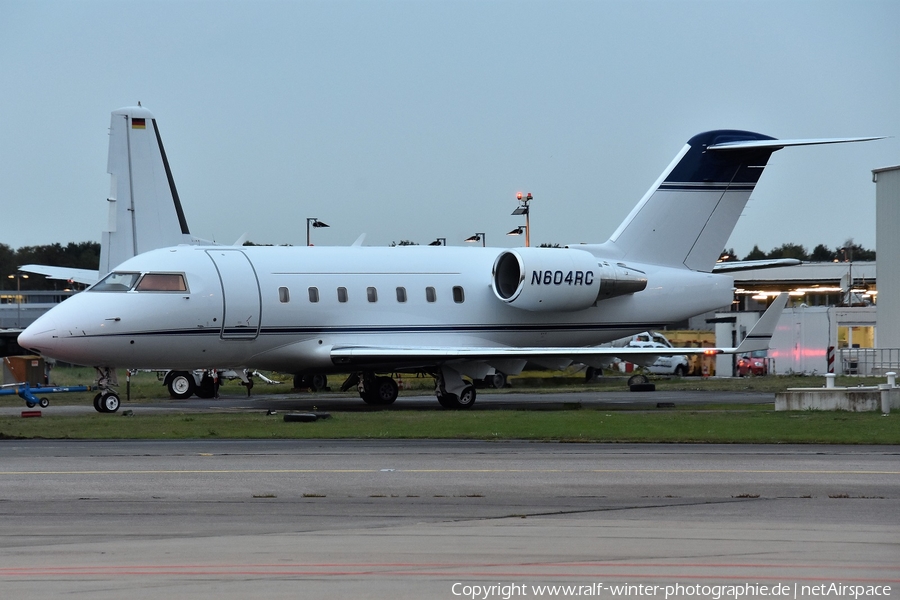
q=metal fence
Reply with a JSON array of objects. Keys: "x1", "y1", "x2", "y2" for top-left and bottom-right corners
[{"x1": 837, "y1": 347, "x2": 900, "y2": 376}]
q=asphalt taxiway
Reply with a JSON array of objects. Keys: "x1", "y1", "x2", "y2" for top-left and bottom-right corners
[
  {"x1": 0, "y1": 386, "x2": 775, "y2": 416},
  {"x1": 1, "y1": 440, "x2": 897, "y2": 599}
]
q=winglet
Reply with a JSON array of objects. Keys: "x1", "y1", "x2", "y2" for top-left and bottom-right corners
[{"x1": 734, "y1": 293, "x2": 788, "y2": 353}]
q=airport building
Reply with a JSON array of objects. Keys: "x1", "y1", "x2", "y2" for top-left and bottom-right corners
[{"x1": 712, "y1": 163, "x2": 900, "y2": 377}]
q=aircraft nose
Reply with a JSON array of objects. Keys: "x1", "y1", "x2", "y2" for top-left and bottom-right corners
[{"x1": 17, "y1": 316, "x2": 57, "y2": 355}]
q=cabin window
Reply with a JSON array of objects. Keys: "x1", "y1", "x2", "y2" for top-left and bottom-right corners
[
  {"x1": 279, "y1": 287, "x2": 290, "y2": 303},
  {"x1": 337, "y1": 287, "x2": 348, "y2": 303},
  {"x1": 367, "y1": 287, "x2": 378, "y2": 302},
  {"x1": 91, "y1": 271, "x2": 140, "y2": 292},
  {"x1": 308, "y1": 287, "x2": 319, "y2": 303},
  {"x1": 452, "y1": 286, "x2": 465, "y2": 303},
  {"x1": 396, "y1": 287, "x2": 407, "y2": 303},
  {"x1": 135, "y1": 273, "x2": 187, "y2": 292},
  {"x1": 426, "y1": 287, "x2": 436, "y2": 303}
]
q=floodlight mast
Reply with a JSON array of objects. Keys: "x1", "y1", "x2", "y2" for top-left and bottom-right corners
[
  {"x1": 306, "y1": 218, "x2": 330, "y2": 246},
  {"x1": 464, "y1": 233, "x2": 486, "y2": 247},
  {"x1": 511, "y1": 192, "x2": 532, "y2": 247}
]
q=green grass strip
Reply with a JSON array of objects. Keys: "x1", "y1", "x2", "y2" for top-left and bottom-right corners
[{"x1": 1, "y1": 409, "x2": 898, "y2": 444}]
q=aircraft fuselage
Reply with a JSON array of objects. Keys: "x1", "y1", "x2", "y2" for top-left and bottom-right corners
[{"x1": 21, "y1": 244, "x2": 734, "y2": 373}]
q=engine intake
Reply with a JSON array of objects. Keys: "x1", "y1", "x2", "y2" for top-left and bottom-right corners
[{"x1": 492, "y1": 249, "x2": 647, "y2": 312}]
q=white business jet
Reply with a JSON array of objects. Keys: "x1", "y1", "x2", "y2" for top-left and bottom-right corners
[{"x1": 18, "y1": 115, "x2": 879, "y2": 411}]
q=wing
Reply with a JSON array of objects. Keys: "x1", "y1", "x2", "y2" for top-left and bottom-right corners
[
  {"x1": 18, "y1": 264, "x2": 100, "y2": 286},
  {"x1": 331, "y1": 295, "x2": 787, "y2": 371}
]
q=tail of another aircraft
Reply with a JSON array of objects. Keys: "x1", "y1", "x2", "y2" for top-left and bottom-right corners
[
  {"x1": 99, "y1": 106, "x2": 196, "y2": 274},
  {"x1": 589, "y1": 130, "x2": 881, "y2": 272}
]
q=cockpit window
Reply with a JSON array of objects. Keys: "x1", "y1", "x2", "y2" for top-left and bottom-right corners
[
  {"x1": 91, "y1": 272, "x2": 141, "y2": 292},
  {"x1": 135, "y1": 273, "x2": 187, "y2": 292}
]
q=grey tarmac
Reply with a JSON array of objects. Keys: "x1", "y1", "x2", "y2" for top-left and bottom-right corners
[{"x1": 0, "y1": 440, "x2": 898, "y2": 599}]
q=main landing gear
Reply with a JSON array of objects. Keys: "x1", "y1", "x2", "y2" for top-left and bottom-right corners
[
  {"x1": 342, "y1": 367, "x2": 478, "y2": 409},
  {"x1": 93, "y1": 367, "x2": 121, "y2": 413},
  {"x1": 434, "y1": 367, "x2": 476, "y2": 409},
  {"x1": 341, "y1": 372, "x2": 400, "y2": 406}
]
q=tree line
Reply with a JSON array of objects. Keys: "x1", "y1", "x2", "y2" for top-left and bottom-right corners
[
  {"x1": 0, "y1": 242, "x2": 100, "y2": 290},
  {"x1": 720, "y1": 239, "x2": 875, "y2": 263}
]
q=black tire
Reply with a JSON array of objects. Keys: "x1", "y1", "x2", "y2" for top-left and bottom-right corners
[
  {"x1": 39, "y1": 398, "x2": 50, "y2": 408},
  {"x1": 25, "y1": 401, "x2": 36, "y2": 408},
  {"x1": 93, "y1": 393, "x2": 104, "y2": 413},
  {"x1": 436, "y1": 393, "x2": 456, "y2": 408},
  {"x1": 294, "y1": 373, "x2": 327, "y2": 391},
  {"x1": 438, "y1": 385, "x2": 476, "y2": 409},
  {"x1": 167, "y1": 371, "x2": 195, "y2": 399},
  {"x1": 310, "y1": 373, "x2": 328, "y2": 391},
  {"x1": 487, "y1": 372, "x2": 507, "y2": 389},
  {"x1": 627, "y1": 373, "x2": 650, "y2": 386},
  {"x1": 360, "y1": 376, "x2": 398, "y2": 406},
  {"x1": 674, "y1": 365, "x2": 687, "y2": 377},
  {"x1": 284, "y1": 413, "x2": 319, "y2": 422},
  {"x1": 629, "y1": 382, "x2": 656, "y2": 392}
]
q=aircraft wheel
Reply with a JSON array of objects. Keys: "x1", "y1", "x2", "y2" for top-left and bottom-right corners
[
  {"x1": 310, "y1": 373, "x2": 328, "y2": 391},
  {"x1": 361, "y1": 377, "x2": 398, "y2": 405},
  {"x1": 100, "y1": 393, "x2": 121, "y2": 413},
  {"x1": 486, "y1": 372, "x2": 507, "y2": 389},
  {"x1": 627, "y1": 373, "x2": 650, "y2": 386},
  {"x1": 374, "y1": 376, "x2": 398, "y2": 404},
  {"x1": 26, "y1": 401, "x2": 36, "y2": 408},
  {"x1": 167, "y1": 371, "x2": 195, "y2": 399},
  {"x1": 93, "y1": 393, "x2": 104, "y2": 413},
  {"x1": 437, "y1": 385, "x2": 476, "y2": 409},
  {"x1": 39, "y1": 398, "x2": 50, "y2": 408}
]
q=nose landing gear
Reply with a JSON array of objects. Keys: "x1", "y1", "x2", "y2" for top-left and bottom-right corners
[{"x1": 93, "y1": 367, "x2": 121, "y2": 413}]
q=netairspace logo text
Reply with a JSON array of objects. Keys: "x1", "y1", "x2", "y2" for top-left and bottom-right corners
[{"x1": 450, "y1": 582, "x2": 893, "y2": 599}]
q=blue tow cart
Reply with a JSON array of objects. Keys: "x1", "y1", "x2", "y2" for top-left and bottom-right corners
[{"x1": 1, "y1": 382, "x2": 98, "y2": 410}]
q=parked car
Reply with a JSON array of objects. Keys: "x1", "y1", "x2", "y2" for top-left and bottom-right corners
[
  {"x1": 626, "y1": 332, "x2": 690, "y2": 376},
  {"x1": 737, "y1": 350, "x2": 768, "y2": 376}
]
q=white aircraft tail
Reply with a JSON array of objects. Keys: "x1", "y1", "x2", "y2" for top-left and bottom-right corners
[
  {"x1": 589, "y1": 131, "x2": 882, "y2": 272},
  {"x1": 99, "y1": 106, "x2": 196, "y2": 274}
]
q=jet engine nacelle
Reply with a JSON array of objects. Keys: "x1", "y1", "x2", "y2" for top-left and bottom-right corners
[{"x1": 491, "y1": 248, "x2": 602, "y2": 311}]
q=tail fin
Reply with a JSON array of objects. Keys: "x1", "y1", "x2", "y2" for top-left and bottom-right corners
[
  {"x1": 600, "y1": 130, "x2": 778, "y2": 272},
  {"x1": 592, "y1": 131, "x2": 883, "y2": 272},
  {"x1": 99, "y1": 106, "x2": 195, "y2": 274},
  {"x1": 734, "y1": 292, "x2": 788, "y2": 353}
]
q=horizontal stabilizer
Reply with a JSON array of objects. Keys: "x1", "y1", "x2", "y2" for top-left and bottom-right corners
[
  {"x1": 713, "y1": 258, "x2": 801, "y2": 273},
  {"x1": 708, "y1": 136, "x2": 885, "y2": 151}
]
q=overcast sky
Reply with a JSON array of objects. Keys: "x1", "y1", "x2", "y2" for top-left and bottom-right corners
[{"x1": 2, "y1": 0, "x2": 898, "y2": 258}]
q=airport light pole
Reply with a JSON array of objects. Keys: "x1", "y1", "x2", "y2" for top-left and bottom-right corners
[
  {"x1": 464, "y1": 233, "x2": 486, "y2": 247},
  {"x1": 306, "y1": 218, "x2": 330, "y2": 246},
  {"x1": 511, "y1": 192, "x2": 532, "y2": 247},
  {"x1": 8, "y1": 273, "x2": 28, "y2": 328},
  {"x1": 506, "y1": 225, "x2": 527, "y2": 243}
]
